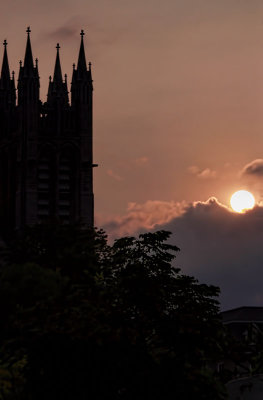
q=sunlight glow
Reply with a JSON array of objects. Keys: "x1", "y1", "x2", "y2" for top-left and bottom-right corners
[{"x1": 230, "y1": 190, "x2": 255, "y2": 213}]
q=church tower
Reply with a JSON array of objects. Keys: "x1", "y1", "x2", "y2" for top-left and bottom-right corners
[{"x1": 0, "y1": 28, "x2": 95, "y2": 234}]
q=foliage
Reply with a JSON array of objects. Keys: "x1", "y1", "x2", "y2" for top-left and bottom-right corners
[{"x1": 0, "y1": 225, "x2": 227, "y2": 399}]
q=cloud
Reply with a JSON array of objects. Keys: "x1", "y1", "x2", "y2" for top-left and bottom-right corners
[
  {"x1": 107, "y1": 169, "x2": 123, "y2": 181},
  {"x1": 39, "y1": 21, "x2": 80, "y2": 43},
  {"x1": 48, "y1": 26, "x2": 78, "y2": 40},
  {"x1": 99, "y1": 198, "x2": 263, "y2": 311},
  {"x1": 100, "y1": 200, "x2": 187, "y2": 239},
  {"x1": 198, "y1": 168, "x2": 217, "y2": 179},
  {"x1": 241, "y1": 159, "x2": 263, "y2": 177},
  {"x1": 163, "y1": 200, "x2": 263, "y2": 310},
  {"x1": 134, "y1": 156, "x2": 149, "y2": 166},
  {"x1": 188, "y1": 166, "x2": 199, "y2": 174},
  {"x1": 188, "y1": 166, "x2": 216, "y2": 179}
]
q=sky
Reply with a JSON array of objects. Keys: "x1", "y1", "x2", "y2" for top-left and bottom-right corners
[{"x1": 2, "y1": 0, "x2": 263, "y2": 309}]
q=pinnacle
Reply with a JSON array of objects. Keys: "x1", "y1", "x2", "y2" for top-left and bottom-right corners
[
  {"x1": 53, "y1": 43, "x2": 63, "y2": 83},
  {"x1": 24, "y1": 27, "x2": 34, "y2": 72},
  {"x1": 77, "y1": 30, "x2": 87, "y2": 72},
  {"x1": 1, "y1": 39, "x2": 10, "y2": 82}
]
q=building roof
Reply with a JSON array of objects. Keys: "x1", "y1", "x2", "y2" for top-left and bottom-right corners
[{"x1": 221, "y1": 307, "x2": 263, "y2": 324}]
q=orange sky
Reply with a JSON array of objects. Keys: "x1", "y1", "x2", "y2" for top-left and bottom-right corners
[{"x1": 2, "y1": 0, "x2": 263, "y2": 221}]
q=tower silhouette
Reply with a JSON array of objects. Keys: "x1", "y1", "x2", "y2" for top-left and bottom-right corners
[{"x1": 0, "y1": 28, "x2": 95, "y2": 234}]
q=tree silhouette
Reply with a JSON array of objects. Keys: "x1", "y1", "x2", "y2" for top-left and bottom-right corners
[{"x1": 0, "y1": 225, "x2": 226, "y2": 399}]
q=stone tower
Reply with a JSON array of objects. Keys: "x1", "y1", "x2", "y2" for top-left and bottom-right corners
[{"x1": 0, "y1": 28, "x2": 95, "y2": 234}]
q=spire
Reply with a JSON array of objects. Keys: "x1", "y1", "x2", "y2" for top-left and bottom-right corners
[
  {"x1": 47, "y1": 44, "x2": 69, "y2": 106},
  {"x1": 1, "y1": 39, "x2": 10, "y2": 83},
  {"x1": 0, "y1": 40, "x2": 16, "y2": 107},
  {"x1": 77, "y1": 30, "x2": 87, "y2": 71},
  {"x1": 24, "y1": 27, "x2": 34, "y2": 72},
  {"x1": 53, "y1": 43, "x2": 63, "y2": 83},
  {"x1": 71, "y1": 29, "x2": 93, "y2": 106}
]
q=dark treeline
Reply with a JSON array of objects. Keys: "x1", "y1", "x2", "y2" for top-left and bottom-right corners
[{"x1": 0, "y1": 225, "x2": 258, "y2": 399}]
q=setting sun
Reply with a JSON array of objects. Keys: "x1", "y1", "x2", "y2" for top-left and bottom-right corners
[{"x1": 230, "y1": 190, "x2": 255, "y2": 213}]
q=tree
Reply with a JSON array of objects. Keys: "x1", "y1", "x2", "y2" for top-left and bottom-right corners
[{"x1": 0, "y1": 226, "x2": 226, "y2": 399}]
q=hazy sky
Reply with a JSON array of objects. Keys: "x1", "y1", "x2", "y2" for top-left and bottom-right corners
[{"x1": 2, "y1": 0, "x2": 263, "y2": 308}]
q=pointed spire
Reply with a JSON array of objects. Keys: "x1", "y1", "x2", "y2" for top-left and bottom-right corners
[
  {"x1": 47, "y1": 44, "x2": 69, "y2": 106},
  {"x1": 0, "y1": 40, "x2": 16, "y2": 107},
  {"x1": 1, "y1": 39, "x2": 10, "y2": 82},
  {"x1": 18, "y1": 28, "x2": 39, "y2": 106},
  {"x1": 77, "y1": 30, "x2": 87, "y2": 71},
  {"x1": 24, "y1": 26, "x2": 34, "y2": 72},
  {"x1": 53, "y1": 43, "x2": 63, "y2": 83}
]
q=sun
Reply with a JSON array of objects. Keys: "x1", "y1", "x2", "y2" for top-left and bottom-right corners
[{"x1": 230, "y1": 190, "x2": 255, "y2": 213}]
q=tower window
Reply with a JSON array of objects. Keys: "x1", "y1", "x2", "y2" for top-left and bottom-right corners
[
  {"x1": 58, "y1": 153, "x2": 75, "y2": 222},
  {"x1": 37, "y1": 154, "x2": 52, "y2": 220}
]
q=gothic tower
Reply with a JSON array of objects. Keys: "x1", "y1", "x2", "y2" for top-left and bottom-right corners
[{"x1": 0, "y1": 28, "x2": 95, "y2": 234}]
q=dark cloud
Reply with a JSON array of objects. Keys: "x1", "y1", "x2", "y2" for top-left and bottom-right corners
[
  {"x1": 44, "y1": 26, "x2": 78, "y2": 41},
  {"x1": 164, "y1": 199, "x2": 263, "y2": 310},
  {"x1": 241, "y1": 159, "x2": 263, "y2": 177},
  {"x1": 100, "y1": 198, "x2": 263, "y2": 311}
]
